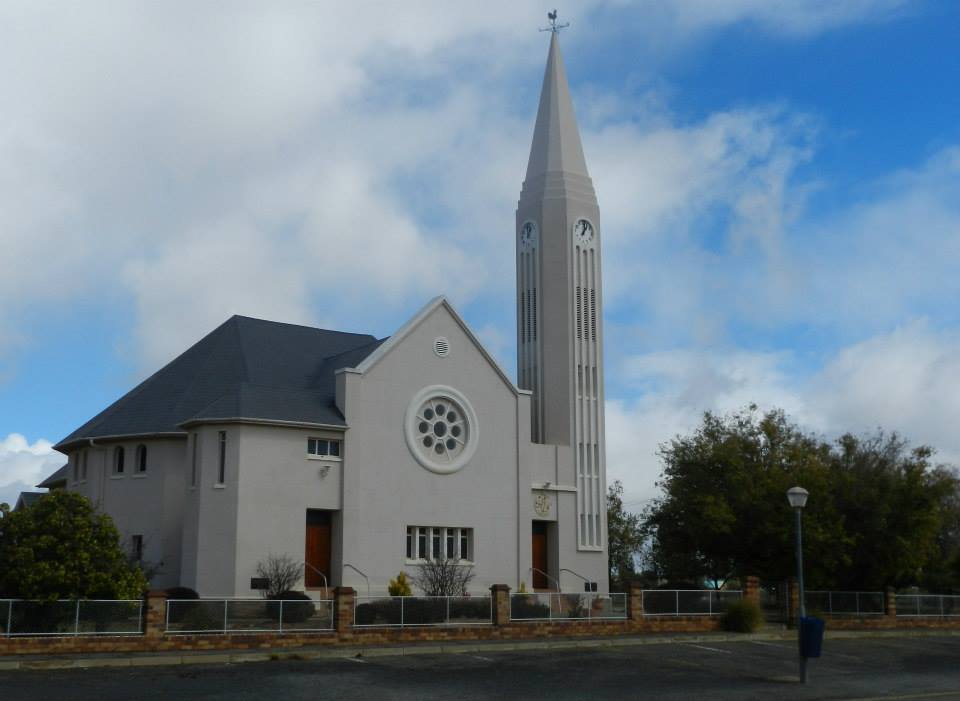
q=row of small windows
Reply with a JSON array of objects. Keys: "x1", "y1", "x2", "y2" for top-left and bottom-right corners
[
  {"x1": 405, "y1": 526, "x2": 473, "y2": 562},
  {"x1": 82, "y1": 432, "x2": 342, "y2": 487}
]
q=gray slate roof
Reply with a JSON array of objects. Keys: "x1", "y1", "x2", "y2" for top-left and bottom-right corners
[
  {"x1": 55, "y1": 315, "x2": 384, "y2": 450},
  {"x1": 36, "y1": 465, "x2": 67, "y2": 488},
  {"x1": 15, "y1": 492, "x2": 45, "y2": 510}
]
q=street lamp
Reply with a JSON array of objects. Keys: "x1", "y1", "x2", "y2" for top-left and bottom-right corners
[{"x1": 787, "y1": 486, "x2": 809, "y2": 683}]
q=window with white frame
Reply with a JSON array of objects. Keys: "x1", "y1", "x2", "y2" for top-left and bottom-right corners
[
  {"x1": 135, "y1": 444, "x2": 147, "y2": 474},
  {"x1": 405, "y1": 526, "x2": 473, "y2": 562},
  {"x1": 307, "y1": 438, "x2": 341, "y2": 458},
  {"x1": 80, "y1": 450, "x2": 88, "y2": 481}
]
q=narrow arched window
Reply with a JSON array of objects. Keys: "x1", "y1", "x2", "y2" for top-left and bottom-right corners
[
  {"x1": 114, "y1": 446, "x2": 125, "y2": 475},
  {"x1": 136, "y1": 444, "x2": 147, "y2": 473}
]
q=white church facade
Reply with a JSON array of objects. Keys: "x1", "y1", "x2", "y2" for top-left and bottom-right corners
[{"x1": 49, "y1": 31, "x2": 609, "y2": 597}]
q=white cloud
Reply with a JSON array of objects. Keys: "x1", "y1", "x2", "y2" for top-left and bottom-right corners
[
  {"x1": 607, "y1": 321, "x2": 960, "y2": 511},
  {"x1": 0, "y1": 433, "x2": 61, "y2": 507}
]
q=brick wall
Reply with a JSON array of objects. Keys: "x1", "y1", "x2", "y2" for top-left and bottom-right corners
[{"x1": 2, "y1": 582, "x2": 957, "y2": 658}]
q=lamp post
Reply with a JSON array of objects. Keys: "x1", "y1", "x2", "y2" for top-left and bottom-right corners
[{"x1": 787, "y1": 486, "x2": 809, "y2": 684}]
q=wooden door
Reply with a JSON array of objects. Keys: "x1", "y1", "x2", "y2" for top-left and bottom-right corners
[
  {"x1": 305, "y1": 510, "x2": 331, "y2": 588},
  {"x1": 532, "y1": 521, "x2": 549, "y2": 589}
]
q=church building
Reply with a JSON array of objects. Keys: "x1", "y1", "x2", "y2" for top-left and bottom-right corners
[{"x1": 48, "y1": 30, "x2": 609, "y2": 597}]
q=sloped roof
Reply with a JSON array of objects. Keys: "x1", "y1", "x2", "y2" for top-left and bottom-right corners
[
  {"x1": 15, "y1": 492, "x2": 45, "y2": 510},
  {"x1": 36, "y1": 465, "x2": 67, "y2": 488},
  {"x1": 55, "y1": 316, "x2": 384, "y2": 450}
]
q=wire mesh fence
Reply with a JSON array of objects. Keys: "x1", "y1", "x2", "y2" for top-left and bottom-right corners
[
  {"x1": 0, "y1": 599, "x2": 143, "y2": 636},
  {"x1": 509, "y1": 593, "x2": 628, "y2": 621},
  {"x1": 165, "y1": 598, "x2": 334, "y2": 634},
  {"x1": 804, "y1": 591, "x2": 884, "y2": 615},
  {"x1": 895, "y1": 594, "x2": 960, "y2": 617},
  {"x1": 640, "y1": 590, "x2": 742, "y2": 616},
  {"x1": 353, "y1": 596, "x2": 492, "y2": 627}
]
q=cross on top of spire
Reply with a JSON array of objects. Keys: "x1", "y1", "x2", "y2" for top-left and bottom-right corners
[{"x1": 540, "y1": 9, "x2": 569, "y2": 34}]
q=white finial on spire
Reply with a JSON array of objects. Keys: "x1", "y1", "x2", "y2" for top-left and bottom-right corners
[{"x1": 540, "y1": 9, "x2": 570, "y2": 34}]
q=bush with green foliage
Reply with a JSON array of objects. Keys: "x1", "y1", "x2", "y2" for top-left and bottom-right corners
[
  {"x1": 266, "y1": 590, "x2": 315, "y2": 624},
  {"x1": 165, "y1": 586, "x2": 200, "y2": 600},
  {"x1": 0, "y1": 491, "x2": 146, "y2": 600},
  {"x1": 721, "y1": 599, "x2": 764, "y2": 633},
  {"x1": 388, "y1": 571, "x2": 413, "y2": 596}
]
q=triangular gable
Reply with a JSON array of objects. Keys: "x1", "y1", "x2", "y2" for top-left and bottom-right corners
[{"x1": 351, "y1": 296, "x2": 518, "y2": 394}]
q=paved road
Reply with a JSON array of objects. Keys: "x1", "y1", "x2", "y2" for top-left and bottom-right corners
[{"x1": 4, "y1": 636, "x2": 960, "y2": 700}]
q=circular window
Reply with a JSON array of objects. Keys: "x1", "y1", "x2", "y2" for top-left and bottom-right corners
[{"x1": 404, "y1": 385, "x2": 479, "y2": 474}]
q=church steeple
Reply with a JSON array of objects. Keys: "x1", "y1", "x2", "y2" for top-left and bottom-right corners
[
  {"x1": 525, "y1": 32, "x2": 590, "y2": 181},
  {"x1": 517, "y1": 27, "x2": 606, "y2": 552}
]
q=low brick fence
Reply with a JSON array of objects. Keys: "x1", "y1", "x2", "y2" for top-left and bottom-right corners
[
  {"x1": 0, "y1": 581, "x2": 722, "y2": 657},
  {"x1": 3, "y1": 578, "x2": 958, "y2": 658}
]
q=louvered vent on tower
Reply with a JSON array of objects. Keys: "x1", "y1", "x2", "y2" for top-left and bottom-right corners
[{"x1": 434, "y1": 337, "x2": 450, "y2": 357}]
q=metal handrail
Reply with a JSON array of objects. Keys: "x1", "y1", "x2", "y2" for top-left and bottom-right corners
[
  {"x1": 529, "y1": 567, "x2": 560, "y2": 591},
  {"x1": 303, "y1": 562, "x2": 328, "y2": 591},
  {"x1": 559, "y1": 568, "x2": 591, "y2": 589},
  {"x1": 343, "y1": 563, "x2": 370, "y2": 597}
]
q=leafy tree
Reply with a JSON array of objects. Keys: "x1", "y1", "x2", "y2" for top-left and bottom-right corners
[
  {"x1": 607, "y1": 480, "x2": 645, "y2": 590},
  {"x1": 644, "y1": 405, "x2": 960, "y2": 590},
  {"x1": 0, "y1": 491, "x2": 146, "y2": 600}
]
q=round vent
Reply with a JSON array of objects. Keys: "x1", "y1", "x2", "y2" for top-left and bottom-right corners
[{"x1": 434, "y1": 337, "x2": 450, "y2": 357}]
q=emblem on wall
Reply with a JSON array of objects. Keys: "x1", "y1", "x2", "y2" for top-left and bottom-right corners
[{"x1": 534, "y1": 493, "x2": 552, "y2": 517}]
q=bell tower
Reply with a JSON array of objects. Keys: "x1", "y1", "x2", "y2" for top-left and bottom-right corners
[{"x1": 517, "y1": 27, "x2": 606, "y2": 551}]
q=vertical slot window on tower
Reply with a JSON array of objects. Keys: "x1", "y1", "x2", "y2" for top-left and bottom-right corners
[
  {"x1": 576, "y1": 287, "x2": 582, "y2": 340},
  {"x1": 590, "y1": 289, "x2": 597, "y2": 341},
  {"x1": 520, "y1": 291, "x2": 526, "y2": 343},
  {"x1": 532, "y1": 288, "x2": 537, "y2": 341},
  {"x1": 217, "y1": 431, "x2": 226, "y2": 485}
]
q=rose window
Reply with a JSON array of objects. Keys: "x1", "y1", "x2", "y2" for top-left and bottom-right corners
[
  {"x1": 415, "y1": 397, "x2": 467, "y2": 462},
  {"x1": 404, "y1": 385, "x2": 478, "y2": 474}
]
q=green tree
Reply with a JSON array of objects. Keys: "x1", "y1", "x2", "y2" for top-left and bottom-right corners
[
  {"x1": 644, "y1": 405, "x2": 960, "y2": 590},
  {"x1": 0, "y1": 491, "x2": 146, "y2": 600},
  {"x1": 607, "y1": 480, "x2": 645, "y2": 591}
]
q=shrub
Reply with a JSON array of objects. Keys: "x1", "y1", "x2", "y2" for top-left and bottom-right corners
[
  {"x1": 165, "y1": 586, "x2": 200, "y2": 600},
  {"x1": 510, "y1": 595, "x2": 550, "y2": 620},
  {"x1": 388, "y1": 571, "x2": 413, "y2": 597},
  {"x1": 266, "y1": 590, "x2": 315, "y2": 624},
  {"x1": 721, "y1": 599, "x2": 764, "y2": 633}
]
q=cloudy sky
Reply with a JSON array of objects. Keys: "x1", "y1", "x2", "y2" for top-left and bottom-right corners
[{"x1": 1, "y1": 1, "x2": 958, "y2": 511}]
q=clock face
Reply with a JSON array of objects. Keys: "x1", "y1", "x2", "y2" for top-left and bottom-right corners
[
  {"x1": 574, "y1": 218, "x2": 595, "y2": 244},
  {"x1": 520, "y1": 221, "x2": 538, "y2": 249}
]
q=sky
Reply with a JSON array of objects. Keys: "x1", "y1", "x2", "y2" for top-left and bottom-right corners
[{"x1": 1, "y1": 1, "x2": 959, "y2": 512}]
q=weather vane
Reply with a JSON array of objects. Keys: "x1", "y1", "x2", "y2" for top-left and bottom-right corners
[{"x1": 540, "y1": 9, "x2": 569, "y2": 34}]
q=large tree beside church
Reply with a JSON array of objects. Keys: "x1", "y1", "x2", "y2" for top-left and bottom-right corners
[
  {"x1": 0, "y1": 491, "x2": 146, "y2": 600},
  {"x1": 643, "y1": 406, "x2": 960, "y2": 590}
]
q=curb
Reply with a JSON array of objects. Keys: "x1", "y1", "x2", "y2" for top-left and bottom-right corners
[{"x1": 2, "y1": 628, "x2": 959, "y2": 672}]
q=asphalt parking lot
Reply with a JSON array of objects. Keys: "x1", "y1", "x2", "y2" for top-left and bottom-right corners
[{"x1": 3, "y1": 635, "x2": 960, "y2": 700}]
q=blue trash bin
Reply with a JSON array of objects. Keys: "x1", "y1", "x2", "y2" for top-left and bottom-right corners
[{"x1": 799, "y1": 616, "x2": 825, "y2": 658}]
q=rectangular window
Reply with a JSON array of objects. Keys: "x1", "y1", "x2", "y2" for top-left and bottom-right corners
[
  {"x1": 73, "y1": 454, "x2": 79, "y2": 482},
  {"x1": 131, "y1": 535, "x2": 144, "y2": 562},
  {"x1": 217, "y1": 431, "x2": 226, "y2": 485},
  {"x1": 406, "y1": 526, "x2": 473, "y2": 562},
  {"x1": 307, "y1": 438, "x2": 342, "y2": 458},
  {"x1": 81, "y1": 451, "x2": 88, "y2": 481},
  {"x1": 191, "y1": 433, "x2": 198, "y2": 487},
  {"x1": 417, "y1": 527, "x2": 427, "y2": 560}
]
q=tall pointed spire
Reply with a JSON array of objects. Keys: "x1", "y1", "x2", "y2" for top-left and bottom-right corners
[{"x1": 525, "y1": 32, "x2": 590, "y2": 181}]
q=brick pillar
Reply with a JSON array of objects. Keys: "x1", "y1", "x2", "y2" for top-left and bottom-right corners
[
  {"x1": 490, "y1": 584, "x2": 511, "y2": 625},
  {"x1": 743, "y1": 576, "x2": 760, "y2": 605},
  {"x1": 885, "y1": 586, "x2": 897, "y2": 623},
  {"x1": 628, "y1": 581, "x2": 644, "y2": 622},
  {"x1": 334, "y1": 587, "x2": 355, "y2": 635},
  {"x1": 144, "y1": 590, "x2": 167, "y2": 639}
]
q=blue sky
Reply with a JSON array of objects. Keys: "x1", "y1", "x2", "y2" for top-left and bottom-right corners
[{"x1": 1, "y1": 1, "x2": 959, "y2": 510}]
